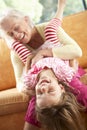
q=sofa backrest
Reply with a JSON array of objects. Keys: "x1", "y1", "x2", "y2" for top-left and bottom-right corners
[
  {"x1": 0, "y1": 39, "x2": 16, "y2": 91},
  {"x1": 62, "y1": 10, "x2": 87, "y2": 68}
]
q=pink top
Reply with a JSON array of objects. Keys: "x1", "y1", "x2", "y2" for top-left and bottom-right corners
[{"x1": 24, "y1": 57, "x2": 75, "y2": 89}]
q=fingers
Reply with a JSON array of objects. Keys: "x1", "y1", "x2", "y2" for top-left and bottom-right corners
[
  {"x1": 31, "y1": 54, "x2": 43, "y2": 66},
  {"x1": 22, "y1": 86, "x2": 35, "y2": 96}
]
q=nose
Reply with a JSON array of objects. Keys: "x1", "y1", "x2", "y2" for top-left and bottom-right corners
[
  {"x1": 41, "y1": 86, "x2": 48, "y2": 93},
  {"x1": 13, "y1": 31, "x2": 20, "y2": 39}
]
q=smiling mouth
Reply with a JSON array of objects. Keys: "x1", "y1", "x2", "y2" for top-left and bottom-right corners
[{"x1": 19, "y1": 33, "x2": 25, "y2": 40}]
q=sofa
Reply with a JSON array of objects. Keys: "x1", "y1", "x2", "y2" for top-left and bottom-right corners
[{"x1": 0, "y1": 10, "x2": 87, "y2": 130}]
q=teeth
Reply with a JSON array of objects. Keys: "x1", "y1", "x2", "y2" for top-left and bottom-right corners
[{"x1": 20, "y1": 33, "x2": 24, "y2": 40}]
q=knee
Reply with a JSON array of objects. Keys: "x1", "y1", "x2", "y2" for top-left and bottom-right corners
[{"x1": 23, "y1": 122, "x2": 40, "y2": 130}]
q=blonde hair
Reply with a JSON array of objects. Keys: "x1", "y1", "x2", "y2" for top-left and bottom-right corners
[{"x1": 0, "y1": 8, "x2": 34, "y2": 47}]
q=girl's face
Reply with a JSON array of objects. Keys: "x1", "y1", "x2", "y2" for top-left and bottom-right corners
[
  {"x1": 36, "y1": 69, "x2": 65, "y2": 108},
  {"x1": 1, "y1": 16, "x2": 32, "y2": 44}
]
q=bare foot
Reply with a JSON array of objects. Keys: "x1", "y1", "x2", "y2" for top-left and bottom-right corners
[{"x1": 58, "y1": 0, "x2": 67, "y2": 8}]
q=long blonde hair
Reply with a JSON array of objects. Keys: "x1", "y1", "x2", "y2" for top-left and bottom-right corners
[{"x1": 0, "y1": 8, "x2": 34, "y2": 28}]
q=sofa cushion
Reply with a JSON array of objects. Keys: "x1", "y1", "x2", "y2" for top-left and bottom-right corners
[
  {"x1": 0, "y1": 39, "x2": 16, "y2": 90},
  {"x1": 62, "y1": 11, "x2": 87, "y2": 68},
  {"x1": 0, "y1": 88, "x2": 30, "y2": 115}
]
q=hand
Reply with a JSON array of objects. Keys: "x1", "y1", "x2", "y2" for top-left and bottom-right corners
[
  {"x1": 21, "y1": 85, "x2": 35, "y2": 96},
  {"x1": 58, "y1": 0, "x2": 67, "y2": 8},
  {"x1": 31, "y1": 49, "x2": 53, "y2": 66},
  {"x1": 6, "y1": 37, "x2": 15, "y2": 49},
  {"x1": 56, "y1": 0, "x2": 67, "y2": 19},
  {"x1": 25, "y1": 53, "x2": 35, "y2": 73}
]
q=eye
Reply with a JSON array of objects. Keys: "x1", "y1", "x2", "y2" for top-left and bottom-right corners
[
  {"x1": 48, "y1": 89, "x2": 54, "y2": 93},
  {"x1": 14, "y1": 25, "x2": 20, "y2": 31},
  {"x1": 7, "y1": 32, "x2": 14, "y2": 37}
]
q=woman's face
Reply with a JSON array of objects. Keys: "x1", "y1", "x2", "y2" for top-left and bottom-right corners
[
  {"x1": 1, "y1": 16, "x2": 32, "y2": 44},
  {"x1": 36, "y1": 69, "x2": 65, "y2": 108}
]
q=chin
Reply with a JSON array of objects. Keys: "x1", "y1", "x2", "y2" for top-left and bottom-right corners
[
  {"x1": 25, "y1": 38, "x2": 30, "y2": 44},
  {"x1": 22, "y1": 39, "x2": 29, "y2": 44}
]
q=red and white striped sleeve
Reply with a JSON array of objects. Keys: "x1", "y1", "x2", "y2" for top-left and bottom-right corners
[
  {"x1": 44, "y1": 18, "x2": 62, "y2": 44},
  {"x1": 11, "y1": 41, "x2": 32, "y2": 64}
]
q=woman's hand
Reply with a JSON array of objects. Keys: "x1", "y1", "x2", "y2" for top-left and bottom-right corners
[
  {"x1": 69, "y1": 59, "x2": 78, "y2": 72},
  {"x1": 21, "y1": 85, "x2": 35, "y2": 96},
  {"x1": 31, "y1": 49, "x2": 53, "y2": 66},
  {"x1": 25, "y1": 53, "x2": 35, "y2": 73}
]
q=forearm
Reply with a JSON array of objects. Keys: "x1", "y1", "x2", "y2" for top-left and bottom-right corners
[
  {"x1": 52, "y1": 27, "x2": 82, "y2": 59},
  {"x1": 31, "y1": 48, "x2": 53, "y2": 66},
  {"x1": 12, "y1": 41, "x2": 33, "y2": 64}
]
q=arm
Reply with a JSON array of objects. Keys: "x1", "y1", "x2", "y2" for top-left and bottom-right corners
[
  {"x1": 52, "y1": 26, "x2": 82, "y2": 59},
  {"x1": 35, "y1": 22, "x2": 82, "y2": 60},
  {"x1": 25, "y1": 53, "x2": 35, "y2": 73},
  {"x1": 11, "y1": 50, "x2": 35, "y2": 96},
  {"x1": 55, "y1": 0, "x2": 66, "y2": 19},
  {"x1": 12, "y1": 41, "x2": 32, "y2": 64}
]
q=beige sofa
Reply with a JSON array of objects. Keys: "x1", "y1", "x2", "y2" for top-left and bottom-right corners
[{"x1": 0, "y1": 11, "x2": 87, "y2": 130}]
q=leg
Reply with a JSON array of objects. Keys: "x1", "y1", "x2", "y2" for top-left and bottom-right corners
[
  {"x1": 55, "y1": 0, "x2": 67, "y2": 19},
  {"x1": 44, "y1": 0, "x2": 67, "y2": 45},
  {"x1": 69, "y1": 59, "x2": 78, "y2": 72},
  {"x1": 80, "y1": 73, "x2": 87, "y2": 85},
  {"x1": 23, "y1": 122, "x2": 40, "y2": 130}
]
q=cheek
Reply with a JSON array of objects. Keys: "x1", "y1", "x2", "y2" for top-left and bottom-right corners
[
  {"x1": 28, "y1": 30, "x2": 32, "y2": 37},
  {"x1": 55, "y1": 87, "x2": 62, "y2": 96},
  {"x1": 36, "y1": 99, "x2": 43, "y2": 108}
]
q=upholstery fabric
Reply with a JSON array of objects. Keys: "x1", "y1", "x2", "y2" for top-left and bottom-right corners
[
  {"x1": 62, "y1": 11, "x2": 87, "y2": 68},
  {"x1": 0, "y1": 39, "x2": 16, "y2": 90}
]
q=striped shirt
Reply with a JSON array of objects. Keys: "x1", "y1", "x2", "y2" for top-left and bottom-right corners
[
  {"x1": 11, "y1": 18, "x2": 75, "y2": 88},
  {"x1": 12, "y1": 42, "x2": 32, "y2": 64}
]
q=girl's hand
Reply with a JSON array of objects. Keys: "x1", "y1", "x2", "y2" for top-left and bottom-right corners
[
  {"x1": 69, "y1": 59, "x2": 78, "y2": 72},
  {"x1": 31, "y1": 49, "x2": 53, "y2": 66}
]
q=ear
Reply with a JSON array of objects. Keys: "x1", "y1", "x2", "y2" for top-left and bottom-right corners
[
  {"x1": 23, "y1": 16, "x2": 34, "y2": 28},
  {"x1": 60, "y1": 84, "x2": 65, "y2": 92}
]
